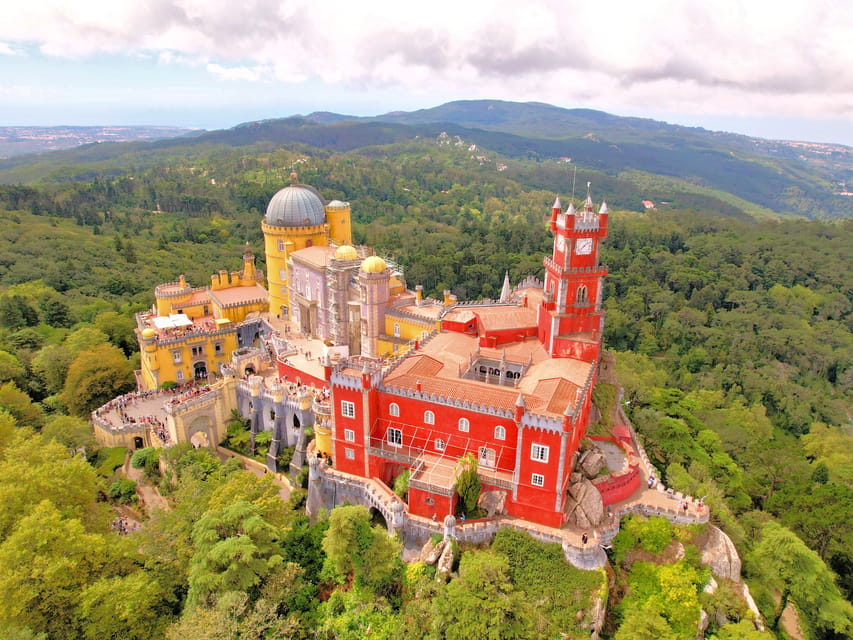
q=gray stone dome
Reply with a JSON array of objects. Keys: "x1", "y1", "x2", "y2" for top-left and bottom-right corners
[{"x1": 265, "y1": 184, "x2": 326, "y2": 228}]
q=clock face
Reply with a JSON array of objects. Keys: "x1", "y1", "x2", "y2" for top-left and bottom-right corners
[{"x1": 576, "y1": 238, "x2": 593, "y2": 255}]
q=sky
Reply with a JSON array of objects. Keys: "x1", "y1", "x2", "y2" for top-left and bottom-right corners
[{"x1": 2, "y1": 0, "x2": 853, "y2": 145}]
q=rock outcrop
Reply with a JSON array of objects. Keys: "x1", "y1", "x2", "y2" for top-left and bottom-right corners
[
  {"x1": 699, "y1": 525, "x2": 741, "y2": 582},
  {"x1": 565, "y1": 472, "x2": 605, "y2": 529},
  {"x1": 578, "y1": 447, "x2": 607, "y2": 478},
  {"x1": 419, "y1": 537, "x2": 446, "y2": 565},
  {"x1": 436, "y1": 539, "x2": 455, "y2": 580},
  {"x1": 478, "y1": 489, "x2": 507, "y2": 518}
]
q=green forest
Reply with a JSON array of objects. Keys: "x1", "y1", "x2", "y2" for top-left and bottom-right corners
[{"x1": 0, "y1": 136, "x2": 850, "y2": 639}]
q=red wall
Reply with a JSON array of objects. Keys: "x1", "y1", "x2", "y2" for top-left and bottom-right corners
[
  {"x1": 332, "y1": 384, "x2": 368, "y2": 476},
  {"x1": 277, "y1": 359, "x2": 325, "y2": 388},
  {"x1": 409, "y1": 486, "x2": 455, "y2": 519},
  {"x1": 378, "y1": 392, "x2": 518, "y2": 473},
  {"x1": 593, "y1": 464, "x2": 640, "y2": 505}
]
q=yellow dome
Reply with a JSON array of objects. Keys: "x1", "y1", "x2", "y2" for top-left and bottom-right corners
[
  {"x1": 334, "y1": 245, "x2": 359, "y2": 261},
  {"x1": 141, "y1": 328, "x2": 156, "y2": 339},
  {"x1": 360, "y1": 256, "x2": 387, "y2": 273}
]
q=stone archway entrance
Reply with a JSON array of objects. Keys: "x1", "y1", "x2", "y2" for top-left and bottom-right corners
[
  {"x1": 185, "y1": 414, "x2": 216, "y2": 449},
  {"x1": 190, "y1": 431, "x2": 209, "y2": 448}
]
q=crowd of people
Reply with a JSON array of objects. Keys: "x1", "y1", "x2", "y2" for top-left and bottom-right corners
[{"x1": 111, "y1": 516, "x2": 139, "y2": 535}]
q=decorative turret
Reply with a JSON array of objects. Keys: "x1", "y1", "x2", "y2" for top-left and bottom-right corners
[
  {"x1": 500, "y1": 271, "x2": 512, "y2": 302},
  {"x1": 514, "y1": 393, "x2": 526, "y2": 422},
  {"x1": 359, "y1": 257, "x2": 390, "y2": 359}
]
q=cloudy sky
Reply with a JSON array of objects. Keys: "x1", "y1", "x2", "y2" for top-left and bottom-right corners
[{"x1": 2, "y1": 0, "x2": 853, "y2": 144}]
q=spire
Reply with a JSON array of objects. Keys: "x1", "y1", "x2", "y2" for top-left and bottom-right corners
[
  {"x1": 599, "y1": 201, "x2": 608, "y2": 215},
  {"x1": 500, "y1": 271, "x2": 511, "y2": 302},
  {"x1": 552, "y1": 196, "x2": 562, "y2": 210},
  {"x1": 566, "y1": 202, "x2": 576, "y2": 216}
]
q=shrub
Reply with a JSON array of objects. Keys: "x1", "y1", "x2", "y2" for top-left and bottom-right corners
[
  {"x1": 107, "y1": 479, "x2": 138, "y2": 504},
  {"x1": 612, "y1": 515, "x2": 674, "y2": 560},
  {"x1": 393, "y1": 469, "x2": 410, "y2": 499},
  {"x1": 130, "y1": 446, "x2": 160, "y2": 478},
  {"x1": 277, "y1": 445, "x2": 295, "y2": 470},
  {"x1": 93, "y1": 447, "x2": 128, "y2": 477},
  {"x1": 455, "y1": 454, "x2": 481, "y2": 516}
]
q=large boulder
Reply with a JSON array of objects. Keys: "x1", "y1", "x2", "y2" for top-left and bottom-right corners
[
  {"x1": 565, "y1": 476, "x2": 605, "y2": 529},
  {"x1": 578, "y1": 447, "x2": 607, "y2": 479},
  {"x1": 420, "y1": 537, "x2": 446, "y2": 565},
  {"x1": 699, "y1": 525, "x2": 742, "y2": 582},
  {"x1": 436, "y1": 539, "x2": 455, "y2": 580},
  {"x1": 478, "y1": 490, "x2": 507, "y2": 517}
]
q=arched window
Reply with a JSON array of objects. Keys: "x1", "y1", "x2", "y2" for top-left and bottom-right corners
[
  {"x1": 576, "y1": 286, "x2": 588, "y2": 304},
  {"x1": 393, "y1": 323, "x2": 401, "y2": 337},
  {"x1": 389, "y1": 402, "x2": 400, "y2": 417},
  {"x1": 458, "y1": 417, "x2": 469, "y2": 432},
  {"x1": 494, "y1": 425, "x2": 506, "y2": 440},
  {"x1": 424, "y1": 410, "x2": 435, "y2": 425},
  {"x1": 435, "y1": 438, "x2": 446, "y2": 451}
]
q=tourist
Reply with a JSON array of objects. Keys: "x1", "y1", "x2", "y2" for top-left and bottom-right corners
[{"x1": 581, "y1": 532, "x2": 588, "y2": 545}]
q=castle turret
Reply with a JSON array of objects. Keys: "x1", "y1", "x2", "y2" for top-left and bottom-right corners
[{"x1": 358, "y1": 256, "x2": 390, "y2": 359}]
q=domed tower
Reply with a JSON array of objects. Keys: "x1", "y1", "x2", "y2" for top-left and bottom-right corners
[
  {"x1": 358, "y1": 256, "x2": 390, "y2": 359},
  {"x1": 261, "y1": 173, "x2": 353, "y2": 320}
]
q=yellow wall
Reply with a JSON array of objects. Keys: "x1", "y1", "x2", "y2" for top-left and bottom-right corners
[
  {"x1": 212, "y1": 300, "x2": 267, "y2": 324},
  {"x1": 325, "y1": 203, "x2": 353, "y2": 247},
  {"x1": 384, "y1": 315, "x2": 436, "y2": 342},
  {"x1": 263, "y1": 221, "x2": 330, "y2": 318},
  {"x1": 139, "y1": 330, "x2": 240, "y2": 390}
]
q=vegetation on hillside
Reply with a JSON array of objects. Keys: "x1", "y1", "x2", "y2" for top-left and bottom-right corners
[{"x1": 0, "y1": 134, "x2": 849, "y2": 637}]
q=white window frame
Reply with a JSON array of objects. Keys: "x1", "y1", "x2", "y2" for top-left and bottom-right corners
[
  {"x1": 279, "y1": 268, "x2": 287, "y2": 279},
  {"x1": 389, "y1": 402, "x2": 400, "y2": 417},
  {"x1": 278, "y1": 240, "x2": 286, "y2": 251},
  {"x1": 458, "y1": 417, "x2": 469, "y2": 432},
  {"x1": 344, "y1": 428, "x2": 355, "y2": 443},
  {"x1": 344, "y1": 448, "x2": 355, "y2": 460},
  {"x1": 424, "y1": 410, "x2": 435, "y2": 425},
  {"x1": 531, "y1": 473, "x2": 545, "y2": 487},
  {"x1": 494, "y1": 425, "x2": 506, "y2": 441},
  {"x1": 172, "y1": 350, "x2": 182, "y2": 364},
  {"x1": 393, "y1": 323, "x2": 401, "y2": 337},
  {"x1": 387, "y1": 428, "x2": 403, "y2": 448},
  {"x1": 531, "y1": 443, "x2": 549, "y2": 463},
  {"x1": 435, "y1": 438, "x2": 446, "y2": 451},
  {"x1": 341, "y1": 400, "x2": 356, "y2": 419}
]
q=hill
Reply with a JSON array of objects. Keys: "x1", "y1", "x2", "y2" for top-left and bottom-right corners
[{"x1": 2, "y1": 100, "x2": 853, "y2": 218}]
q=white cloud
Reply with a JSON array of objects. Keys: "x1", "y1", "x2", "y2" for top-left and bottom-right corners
[
  {"x1": 207, "y1": 63, "x2": 272, "y2": 82},
  {"x1": 0, "y1": 41, "x2": 23, "y2": 56},
  {"x1": 1, "y1": 0, "x2": 853, "y2": 121}
]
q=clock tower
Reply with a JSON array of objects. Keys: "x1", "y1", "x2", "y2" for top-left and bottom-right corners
[{"x1": 537, "y1": 185, "x2": 609, "y2": 361}]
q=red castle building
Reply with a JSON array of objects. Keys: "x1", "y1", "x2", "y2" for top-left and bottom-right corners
[{"x1": 326, "y1": 189, "x2": 610, "y2": 528}]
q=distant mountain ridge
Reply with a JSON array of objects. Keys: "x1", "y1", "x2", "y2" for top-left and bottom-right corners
[{"x1": 2, "y1": 100, "x2": 853, "y2": 218}]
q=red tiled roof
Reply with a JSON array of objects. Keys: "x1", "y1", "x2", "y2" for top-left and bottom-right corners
[
  {"x1": 291, "y1": 245, "x2": 336, "y2": 269},
  {"x1": 208, "y1": 284, "x2": 268, "y2": 308},
  {"x1": 473, "y1": 305, "x2": 538, "y2": 332}
]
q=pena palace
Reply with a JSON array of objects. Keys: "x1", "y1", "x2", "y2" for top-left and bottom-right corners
[{"x1": 93, "y1": 172, "x2": 667, "y2": 535}]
